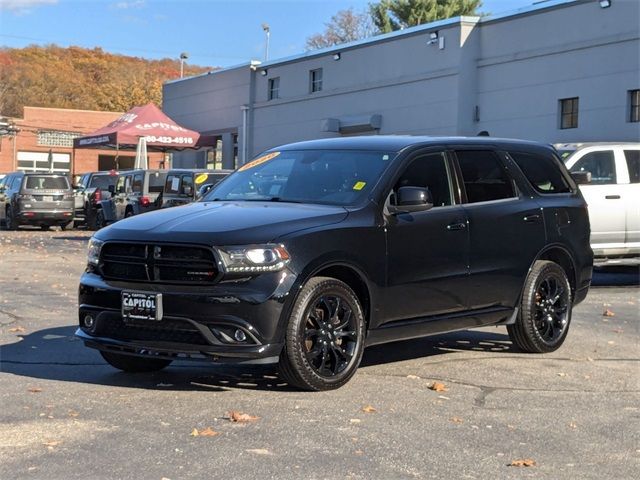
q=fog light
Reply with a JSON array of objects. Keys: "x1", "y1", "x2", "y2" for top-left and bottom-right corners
[
  {"x1": 83, "y1": 314, "x2": 95, "y2": 329},
  {"x1": 234, "y1": 329, "x2": 247, "y2": 342}
]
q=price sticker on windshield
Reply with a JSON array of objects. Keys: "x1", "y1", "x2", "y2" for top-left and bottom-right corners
[
  {"x1": 195, "y1": 173, "x2": 209, "y2": 184},
  {"x1": 238, "y1": 151, "x2": 280, "y2": 172}
]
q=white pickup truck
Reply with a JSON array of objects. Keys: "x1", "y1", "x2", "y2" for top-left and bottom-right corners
[{"x1": 557, "y1": 143, "x2": 640, "y2": 266}]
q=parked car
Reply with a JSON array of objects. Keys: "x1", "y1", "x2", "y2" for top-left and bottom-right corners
[
  {"x1": 160, "y1": 169, "x2": 232, "y2": 209},
  {"x1": 95, "y1": 169, "x2": 167, "y2": 228},
  {"x1": 0, "y1": 171, "x2": 74, "y2": 230},
  {"x1": 77, "y1": 136, "x2": 593, "y2": 390},
  {"x1": 561, "y1": 143, "x2": 640, "y2": 266},
  {"x1": 73, "y1": 170, "x2": 119, "y2": 230}
]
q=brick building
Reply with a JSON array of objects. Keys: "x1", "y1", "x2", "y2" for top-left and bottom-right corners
[{"x1": 0, "y1": 106, "x2": 164, "y2": 176}]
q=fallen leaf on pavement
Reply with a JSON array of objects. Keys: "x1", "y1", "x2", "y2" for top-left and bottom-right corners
[
  {"x1": 226, "y1": 411, "x2": 260, "y2": 423},
  {"x1": 361, "y1": 405, "x2": 377, "y2": 413},
  {"x1": 429, "y1": 382, "x2": 448, "y2": 392},
  {"x1": 568, "y1": 422, "x2": 577, "y2": 429},
  {"x1": 8, "y1": 326, "x2": 25, "y2": 333},
  {"x1": 406, "y1": 374, "x2": 420, "y2": 379},
  {"x1": 557, "y1": 372, "x2": 567, "y2": 377},
  {"x1": 190, "y1": 427, "x2": 219, "y2": 437},
  {"x1": 28, "y1": 388, "x2": 43, "y2": 393},
  {"x1": 246, "y1": 449, "x2": 273, "y2": 455},
  {"x1": 508, "y1": 459, "x2": 536, "y2": 467},
  {"x1": 450, "y1": 417, "x2": 464, "y2": 424},
  {"x1": 350, "y1": 419, "x2": 361, "y2": 424},
  {"x1": 43, "y1": 441, "x2": 62, "y2": 447},
  {"x1": 603, "y1": 309, "x2": 615, "y2": 317},
  {"x1": 67, "y1": 410, "x2": 79, "y2": 418}
]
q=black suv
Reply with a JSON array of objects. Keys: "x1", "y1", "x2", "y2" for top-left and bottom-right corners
[
  {"x1": 77, "y1": 137, "x2": 593, "y2": 390},
  {"x1": 160, "y1": 169, "x2": 232, "y2": 209},
  {"x1": 0, "y1": 172, "x2": 74, "y2": 230},
  {"x1": 96, "y1": 169, "x2": 167, "y2": 228},
  {"x1": 73, "y1": 171, "x2": 119, "y2": 230}
]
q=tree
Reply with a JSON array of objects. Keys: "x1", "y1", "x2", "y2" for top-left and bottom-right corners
[
  {"x1": 370, "y1": 0, "x2": 482, "y2": 33},
  {"x1": 306, "y1": 8, "x2": 375, "y2": 50}
]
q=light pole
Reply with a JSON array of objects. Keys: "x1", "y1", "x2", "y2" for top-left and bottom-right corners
[
  {"x1": 261, "y1": 23, "x2": 270, "y2": 61},
  {"x1": 179, "y1": 52, "x2": 189, "y2": 78}
]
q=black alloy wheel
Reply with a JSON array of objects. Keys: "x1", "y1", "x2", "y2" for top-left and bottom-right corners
[
  {"x1": 508, "y1": 260, "x2": 572, "y2": 353},
  {"x1": 279, "y1": 277, "x2": 365, "y2": 391}
]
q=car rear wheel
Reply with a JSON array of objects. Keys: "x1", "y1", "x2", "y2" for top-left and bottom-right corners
[
  {"x1": 279, "y1": 277, "x2": 365, "y2": 391},
  {"x1": 60, "y1": 221, "x2": 73, "y2": 231},
  {"x1": 5, "y1": 207, "x2": 17, "y2": 230},
  {"x1": 508, "y1": 260, "x2": 572, "y2": 353},
  {"x1": 100, "y1": 351, "x2": 172, "y2": 373},
  {"x1": 95, "y1": 209, "x2": 106, "y2": 229},
  {"x1": 40, "y1": 225, "x2": 50, "y2": 231}
]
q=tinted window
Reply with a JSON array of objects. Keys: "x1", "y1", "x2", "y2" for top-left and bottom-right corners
[
  {"x1": 25, "y1": 176, "x2": 69, "y2": 190},
  {"x1": 207, "y1": 150, "x2": 395, "y2": 206},
  {"x1": 509, "y1": 151, "x2": 571, "y2": 193},
  {"x1": 147, "y1": 172, "x2": 167, "y2": 193},
  {"x1": 569, "y1": 151, "x2": 616, "y2": 185},
  {"x1": 181, "y1": 174, "x2": 194, "y2": 195},
  {"x1": 89, "y1": 175, "x2": 117, "y2": 190},
  {"x1": 456, "y1": 150, "x2": 516, "y2": 203},
  {"x1": 165, "y1": 175, "x2": 181, "y2": 194},
  {"x1": 394, "y1": 153, "x2": 452, "y2": 207},
  {"x1": 132, "y1": 174, "x2": 144, "y2": 193},
  {"x1": 624, "y1": 150, "x2": 640, "y2": 183}
]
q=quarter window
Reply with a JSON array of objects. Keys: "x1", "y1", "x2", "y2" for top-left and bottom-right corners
[
  {"x1": 559, "y1": 97, "x2": 579, "y2": 129},
  {"x1": 629, "y1": 90, "x2": 640, "y2": 123},
  {"x1": 393, "y1": 152, "x2": 453, "y2": 207},
  {"x1": 509, "y1": 151, "x2": 571, "y2": 194},
  {"x1": 268, "y1": 77, "x2": 280, "y2": 100},
  {"x1": 310, "y1": 68, "x2": 323, "y2": 93},
  {"x1": 456, "y1": 150, "x2": 516, "y2": 203},
  {"x1": 132, "y1": 174, "x2": 144, "y2": 193},
  {"x1": 569, "y1": 151, "x2": 616, "y2": 185},
  {"x1": 624, "y1": 150, "x2": 640, "y2": 183}
]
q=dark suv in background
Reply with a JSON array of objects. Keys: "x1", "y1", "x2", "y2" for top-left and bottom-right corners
[
  {"x1": 78, "y1": 137, "x2": 593, "y2": 390},
  {"x1": 73, "y1": 170, "x2": 119, "y2": 230},
  {"x1": 0, "y1": 172, "x2": 74, "y2": 230},
  {"x1": 96, "y1": 169, "x2": 167, "y2": 228},
  {"x1": 160, "y1": 169, "x2": 232, "y2": 209}
]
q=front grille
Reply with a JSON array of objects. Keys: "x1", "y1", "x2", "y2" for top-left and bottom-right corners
[
  {"x1": 100, "y1": 242, "x2": 219, "y2": 284},
  {"x1": 96, "y1": 316, "x2": 209, "y2": 345}
]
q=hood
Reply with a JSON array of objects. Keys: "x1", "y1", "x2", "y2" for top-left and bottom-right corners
[{"x1": 97, "y1": 201, "x2": 349, "y2": 245}]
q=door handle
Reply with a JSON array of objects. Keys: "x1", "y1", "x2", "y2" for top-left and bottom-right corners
[
  {"x1": 605, "y1": 195, "x2": 621, "y2": 200},
  {"x1": 523, "y1": 214, "x2": 541, "y2": 223},
  {"x1": 446, "y1": 222, "x2": 467, "y2": 231}
]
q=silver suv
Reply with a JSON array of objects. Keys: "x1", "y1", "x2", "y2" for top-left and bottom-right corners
[{"x1": 0, "y1": 172, "x2": 74, "y2": 230}]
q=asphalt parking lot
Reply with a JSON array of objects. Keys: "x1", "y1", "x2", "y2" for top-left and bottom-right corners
[{"x1": 0, "y1": 230, "x2": 638, "y2": 480}]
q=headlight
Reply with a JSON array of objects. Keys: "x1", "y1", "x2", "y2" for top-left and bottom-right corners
[
  {"x1": 218, "y1": 244, "x2": 290, "y2": 274},
  {"x1": 87, "y1": 238, "x2": 104, "y2": 266}
]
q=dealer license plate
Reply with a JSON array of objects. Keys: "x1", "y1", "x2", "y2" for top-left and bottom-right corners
[{"x1": 121, "y1": 291, "x2": 163, "y2": 321}]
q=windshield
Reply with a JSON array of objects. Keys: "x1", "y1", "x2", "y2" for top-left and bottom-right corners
[
  {"x1": 204, "y1": 150, "x2": 396, "y2": 206},
  {"x1": 25, "y1": 175, "x2": 70, "y2": 190},
  {"x1": 90, "y1": 175, "x2": 117, "y2": 190}
]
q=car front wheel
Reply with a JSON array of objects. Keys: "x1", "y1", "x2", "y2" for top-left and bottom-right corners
[
  {"x1": 508, "y1": 260, "x2": 572, "y2": 353},
  {"x1": 279, "y1": 277, "x2": 365, "y2": 391},
  {"x1": 100, "y1": 351, "x2": 172, "y2": 373}
]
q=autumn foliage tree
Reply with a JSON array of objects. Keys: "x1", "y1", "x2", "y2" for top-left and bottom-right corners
[{"x1": 0, "y1": 45, "x2": 211, "y2": 118}]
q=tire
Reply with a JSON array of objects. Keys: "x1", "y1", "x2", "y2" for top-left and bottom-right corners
[
  {"x1": 95, "y1": 209, "x2": 106, "y2": 229},
  {"x1": 508, "y1": 260, "x2": 572, "y2": 353},
  {"x1": 125, "y1": 208, "x2": 134, "y2": 218},
  {"x1": 60, "y1": 221, "x2": 73, "y2": 231},
  {"x1": 100, "y1": 351, "x2": 172, "y2": 373},
  {"x1": 279, "y1": 277, "x2": 365, "y2": 391},
  {"x1": 5, "y1": 207, "x2": 17, "y2": 230},
  {"x1": 87, "y1": 210, "x2": 98, "y2": 230},
  {"x1": 40, "y1": 224, "x2": 50, "y2": 231}
]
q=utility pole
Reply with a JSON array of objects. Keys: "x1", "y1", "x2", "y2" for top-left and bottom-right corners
[
  {"x1": 262, "y1": 24, "x2": 270, "y2": 61},
  {"x1": 179, "y1": 52, "x2": 189, "y2": 78}
]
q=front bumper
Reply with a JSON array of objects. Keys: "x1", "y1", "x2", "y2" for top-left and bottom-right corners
[{"x1": 77, "y1": 271, "x2": 296, "y2": 363}]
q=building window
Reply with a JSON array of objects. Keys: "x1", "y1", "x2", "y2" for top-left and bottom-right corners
[
  {"x1": 629, "y1": 90, "x2": 640, "y2": 123},
  {"x1": 268, "y1": 77, "x2": 280, "y2": 100},
  {"x1": 310, "y1": 68, "x2": 323, "y2": 93},
  {"x1": 559, "y1": 97, "x2": 579, "y2": 129},
  {"x1": 37, "y1": 130, "x2": 81, "y2": 147}
]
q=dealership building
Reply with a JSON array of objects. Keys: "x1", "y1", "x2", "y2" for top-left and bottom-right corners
[{"x1": 163, "y1": 0, "x2": 640, "y2": 170}]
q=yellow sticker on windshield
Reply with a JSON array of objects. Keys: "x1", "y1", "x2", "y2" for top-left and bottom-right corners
[
  {"x1": 238, "y1": 151, "x2": 281, "y2": 172},
  {"x1": 353, "y1": 181, "x2": 367, "y2": 191},
  {"x1": 195, "y1": 173, "x2": 209, "y2": 184}
]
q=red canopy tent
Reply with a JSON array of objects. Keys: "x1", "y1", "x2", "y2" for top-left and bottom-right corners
[{"x1": 72, "y1": 103, "x2": 214, "y2": 172}]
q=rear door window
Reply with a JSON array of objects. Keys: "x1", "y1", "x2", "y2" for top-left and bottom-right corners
[
  {"x1": 456, "y1": 150, "x2": 517, "y2": 203},
  {"x1": 624, "y1": 150, "x2": 640, "y2": 183},
  {"x1": 147, "y1": 172, "x2": 166, "y2": 193},
  {"x1": 569, "y1": 151, "x2": 616, "y2": 184},
  {"x1": 132, "y1": 174, "x2": 144, "y2": 193},
  {"x1": 509, "y1": 151, "x2": 572, "y2": 193}
]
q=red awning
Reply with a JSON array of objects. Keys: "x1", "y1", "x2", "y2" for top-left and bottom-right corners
[{"x1": 73, "y1": 103, "x2": 201, "y2": 150}]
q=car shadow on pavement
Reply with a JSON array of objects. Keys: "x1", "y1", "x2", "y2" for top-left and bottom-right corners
[
  {"x1": 591, "y1": 266, "x2": 639, "y2": 287},
  {"x1": 1, "y1": 325, "x2": 514, "y2": 392}
]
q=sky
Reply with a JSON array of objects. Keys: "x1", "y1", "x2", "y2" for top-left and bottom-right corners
[{"x1": 0, "y1": 0, "x2": 540, "y2": 68}]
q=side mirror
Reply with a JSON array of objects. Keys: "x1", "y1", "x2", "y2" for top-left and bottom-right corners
[
  {"x1": 183, "y1": 185, "x2": 193, "y2": 197},
  {"x1": 197, "y1": 184, "x2": 214, "y2": 199},
  {"x1": 571, "y1": 171, "x2": 592, "y2": 185},
  {"x1": 389, "y1": 186, "x2": 434, "y2": 214}
]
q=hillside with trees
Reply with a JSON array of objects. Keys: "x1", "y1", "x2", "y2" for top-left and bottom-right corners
[{"x1": 0, "y1": 45, "x2": 212, "y2": 118}]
